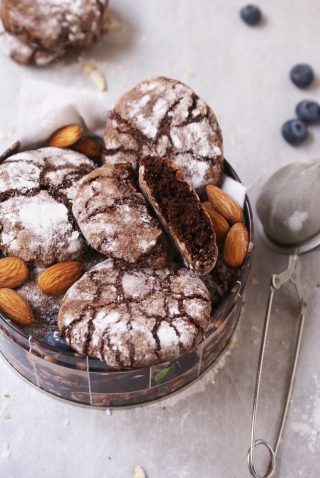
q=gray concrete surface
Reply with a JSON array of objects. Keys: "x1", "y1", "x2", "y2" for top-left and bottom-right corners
[{"x1": 0, "y1": 1, "x2": 319, "y2": 477}]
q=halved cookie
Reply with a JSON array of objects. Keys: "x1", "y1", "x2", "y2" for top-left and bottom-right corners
[{"x1": 139, "y1": 156, "x2": 218, "y2": 275}]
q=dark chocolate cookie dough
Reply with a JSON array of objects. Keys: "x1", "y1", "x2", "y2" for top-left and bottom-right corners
[{"x1": 139, "y1": 156, "x2": 218, "y2": 275}]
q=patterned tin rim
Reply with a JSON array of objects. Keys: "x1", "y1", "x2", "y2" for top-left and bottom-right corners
[{"x1": 0, "y1": 299, "x2": 244, "y2": 409}]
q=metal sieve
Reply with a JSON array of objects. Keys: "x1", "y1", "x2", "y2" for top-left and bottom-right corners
[{"x1": 248, "y1": 160, "x2": 320, "y2": 478}]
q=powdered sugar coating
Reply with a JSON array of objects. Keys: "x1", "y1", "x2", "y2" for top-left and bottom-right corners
[
  {"x1": 104, "y1": 77, "x2": 224, "y2": 191},
  {"x1": 58, "y1": 260, "x2": 212, "y2": 368},
  {"x1": 0, "y1": 147, "x2": 95, "y2": 265},
  {"x1": 72, "y1": 164, "x2": 168, "y2": 266},
  {"x1": 17, "y1": 267, "x2": 63, "y2": 339},
  {"x1": 0, "y1": 0, "x2": 109, "y2": 65}
]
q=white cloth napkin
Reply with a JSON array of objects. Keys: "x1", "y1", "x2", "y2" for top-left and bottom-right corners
[{"x1": 17, "y1": 79, "x2": 109, "y2": 148}]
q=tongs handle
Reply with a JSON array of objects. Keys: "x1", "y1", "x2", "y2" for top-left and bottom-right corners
[{"x1": 248, "y1": 254, "x2": 306, "y2": 478}]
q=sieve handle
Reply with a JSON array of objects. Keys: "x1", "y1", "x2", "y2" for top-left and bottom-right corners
[{"x1": 247, "y1": 254, "x2": 306, "y2": 478}]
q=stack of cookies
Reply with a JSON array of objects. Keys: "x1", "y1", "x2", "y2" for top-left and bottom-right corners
[{"x1": 0, "y1": 77, "x2": 249, "y2": 369}]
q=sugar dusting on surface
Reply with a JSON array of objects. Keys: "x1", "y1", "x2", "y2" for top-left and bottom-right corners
[
  {"x1": 291, "y1": 375, "x2": 320, "y2": 453},
  {"x1": 19, "y1": 194, "x2": 69, "y2": 235}
]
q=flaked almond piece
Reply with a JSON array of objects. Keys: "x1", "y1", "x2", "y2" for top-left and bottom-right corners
[
  {"x1": 0, "y1": 288, "x2": 35, "y2": 325},
  {"x1": 38, "y1": 261, "x2": 84, "y2": 296},
  {"x1": 224, "y1": 223, "x2": 249, "y2": 268},
  {"x1": 202, "y1": 201, "x2": 230, "y2": 242},
  {"x1": 0, "y1": 257, "x2": 29, "y2": 289},
  {"x1": 48, "y1": 124, "x2": 83, "y2": 148},
  {"x1": 73, "y1": 137, "x2": 102, "y2": 160},
  {"x1": 206, "y1": 185, "x2": 244, "y2": 224},
  {"x1": 83, "y1": 63, "x2": 107, "y2": 91}
]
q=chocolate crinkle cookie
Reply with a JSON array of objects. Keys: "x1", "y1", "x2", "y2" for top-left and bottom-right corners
[
  {"x1": 73, "y1": 163, "x2": 169, "y2": 267},
  {"x1": 0, "y1": 147, "x2": 94, "y2": 266},
  {"x1": 58, "y1": 259, "x2": 212, "y2": 368},
  {"x1": 0, "y1": 0, "x2": 109, "y2": 65},
  {"x1": 139, "y1": 156, "x2": 217, "y2": 275},
  {"x1": 103, "y1": 76, "x2": 224, "y2": 192}
]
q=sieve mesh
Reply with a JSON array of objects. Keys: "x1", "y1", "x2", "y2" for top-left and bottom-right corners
[{"x1": 257, "y1": 161, "x2": 320, "y2": 245}]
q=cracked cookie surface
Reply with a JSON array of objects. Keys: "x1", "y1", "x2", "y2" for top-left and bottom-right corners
[
  {"x1": 0, "y1": 147, "x2": 94, "y2": 265},
  {"x1": 103, "y1": 76, "x2": 224, "y2": 192},
  {"x1": 58, "y1": 259, "x2": 212, "y2": 368},
  {"x1": 0, "y1": 0, "x2": 109, "y2": 65},
  {"x1": 73, "y1": 163, "x2": 168, "y2": 267}
]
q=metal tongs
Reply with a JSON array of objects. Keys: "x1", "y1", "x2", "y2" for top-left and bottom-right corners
[{"x1": 248, "y1": 254, "x2": 307, "y2": 478}]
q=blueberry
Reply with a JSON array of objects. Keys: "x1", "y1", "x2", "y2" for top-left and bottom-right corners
[
  {"x1": 240, "y1": 5, "x2": 262, "y2": 26},
  {"x1": 43, "y1": 332, "x2": 71, "y2": 352},
  {"x1": 281, "y1": 119, "x2": 308, "y2": 146},
  {"x1": 290, "y1": 64, "x2": 314, "y2": 88},
  {"x1": 295, "y1": 100, "x2": 320, "y2": 124}
]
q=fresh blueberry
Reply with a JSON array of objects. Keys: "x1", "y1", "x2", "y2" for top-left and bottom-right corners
[
  {"x1": 281, "y1": 119, "x2": 308, "y2": 146},
  {"x1": 43, "y1": 332, "x2": 71, "y2": 352},
  {"x1": 295, "y1": 100, "x2": 320, "y2": 124},
  {"x1": 290, "y1": 64, "x2": 314, "y2": 88},
  {"x1": 240, "y1": 5, "x2": 262, "y2": 26}
]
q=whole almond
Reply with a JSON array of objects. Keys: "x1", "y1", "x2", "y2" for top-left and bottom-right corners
[
  {"x1": 73, "y1": 137, "x2": 102, "y2": 160},
  {"x1": 202, "y1": 201, "x2": 230, "y2": 242},
  {"x1": 224, "y1": 223, "x2": 249, "y2": 268},
  {"x1": 206, "y1": 185, "x2": 244, "y2": 224},
  {"x1": 0, "y1": 257, "x2": 29, "y2": 289},
  {"x1": 48, "y1": 124, "x2": 83, "y2": 148},
  {"x1": 0, "y1": 288, "x2": 35, "y2": 325},
  {"x1": 38, "y1": 262, "x2": 84, "y2": 296}
]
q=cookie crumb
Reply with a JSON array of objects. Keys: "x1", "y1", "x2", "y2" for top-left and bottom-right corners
[
  {"x1": 107, "y1": 19, "x2": 123, "y2": 32},
  {"x1": 230, "y1": 134, "x2": 241, "y2": 145},
  {"x1": 228, "y1": 340, "x2": 237, "y2": 351},
  {"x1": 186, "y1": 66, "x2": 195, "y2": 76},
  {"x1": 63, "y1": 418, "x2": 70, "y2": 427},
  {"x1": 83, "y1": 63, "x2": 107, "y2": 91},
  {"x1": 2, "y1": 391, "x2": 10, "y2": 398},
  {"x1": 105, "y1": 409, "x2": 112, "y2": 416},
  {"x1": 133, "y1": 465, "x2": 147, "y2": 478},
  {"x1": 1, "y1": 443, "x2": 10, "y2": 460},
  {"x1": 3, "y1": 413, "x2": 11, "y2": 420}
]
